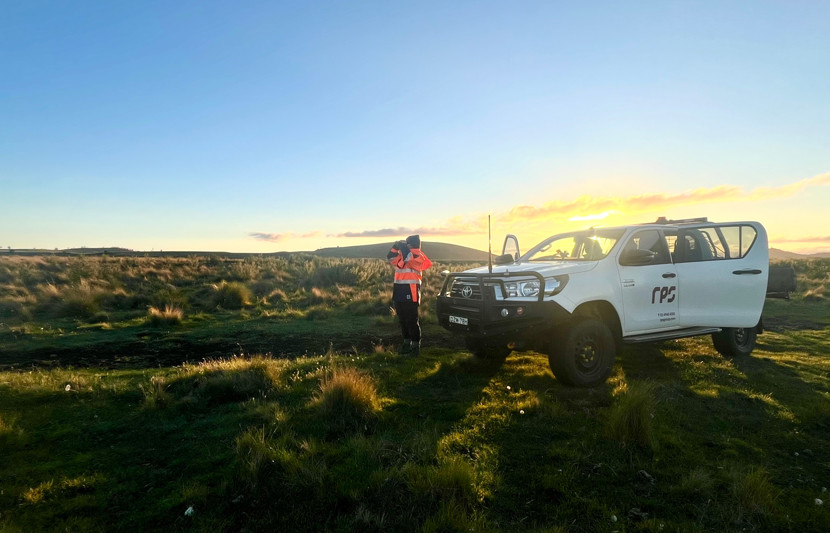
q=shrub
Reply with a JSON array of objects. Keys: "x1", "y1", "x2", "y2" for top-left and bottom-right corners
[
  {"x1": 313, "y1": 367, "x2": 380, "y2": 434},
  {"x1": 605, "y1": 380, "x2": 657, "y2": 450},
  {"x1": 212, "y1": 281, "x2": 253, "y2": 309},
  {"x1": 146, "y1": 305, "x2": 183, "y2": 327}
]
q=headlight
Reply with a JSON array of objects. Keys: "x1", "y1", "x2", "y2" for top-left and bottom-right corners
[
  {"x1": 505, "y1": 280, "x2": 540, "y2": 298},
  {"x1": 521, "y1": 281, "x2": 540, "y2": 297},
  {"x1": 504, "y1": 276, "x2": 567, "y2": 298}
]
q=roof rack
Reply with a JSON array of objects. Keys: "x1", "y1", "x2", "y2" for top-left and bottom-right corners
[{"x1": 649, "y1": 217, "x2": 709, "y2": 225}]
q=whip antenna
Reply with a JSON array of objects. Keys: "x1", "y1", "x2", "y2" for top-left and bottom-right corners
[{"x1": 488, "y1": 215, "x2": 493, "y2": 274}]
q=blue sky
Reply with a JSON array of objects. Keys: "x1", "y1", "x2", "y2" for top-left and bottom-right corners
[{"x1": 2, "y1": 1, "x2": 829, "y2": 253}]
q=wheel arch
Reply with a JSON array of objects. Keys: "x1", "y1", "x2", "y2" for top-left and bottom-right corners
[{"x1": 572, "y1": 300, "x2": 622, "y2": 344}]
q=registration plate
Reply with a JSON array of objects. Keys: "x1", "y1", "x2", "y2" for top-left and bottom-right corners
[{"x1": 449, "y1": 315, "x2": 469, "y2": 326}]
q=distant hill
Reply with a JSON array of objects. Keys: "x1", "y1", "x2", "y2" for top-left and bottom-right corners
[
  {"x1": 770, "y1": 247, "x2": 830, "y2": 261},
  {"x1": 4, "y1": 244, "x2": 825, "y2": 262},
  {"x1": 313, "y1": 241, "x2": 491, "y2": 262}
]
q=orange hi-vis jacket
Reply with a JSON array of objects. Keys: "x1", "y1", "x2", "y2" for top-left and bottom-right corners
[{"x1": 388, "y1": 246, "x2": 432, "y2": 303}]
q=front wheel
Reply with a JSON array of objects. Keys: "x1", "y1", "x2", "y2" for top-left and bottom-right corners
[
  {"x1": 712, "y1": 327, "x2": 756, "y2": 357},
  {"x1": 548, "y1": 318, "x2": 616, "y2": 387}
]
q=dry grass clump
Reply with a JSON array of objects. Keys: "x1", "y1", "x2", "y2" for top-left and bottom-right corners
[
  {"x1": 212, "y1": 281, "x2": 253, "y2": 309},
  {"x1": 173, "y1": 357, "x2": 283, "y2": 406},
  {"x1": 605, "y1": 380, "x2": 658, "y2": 450},
  {"x1": 146, "y1": 305, "x2": 184, "y2": 326},
  {"x1": 313, "y1": 366, "x2": 381, "y2": 434},
  {"x1": 140, "y1": 376, "x2": 170, "y2": 409},
  {"x1": 802, "y1": 284, "x2": 826, "y2": 302}
]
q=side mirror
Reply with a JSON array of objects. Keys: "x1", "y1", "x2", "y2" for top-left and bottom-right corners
[
  {"x1": 620, "y1": 248, "x2": 657, "y2": 266},
  {"x1": 493, "y1": 253, "x2": 515, "y2": 265}
]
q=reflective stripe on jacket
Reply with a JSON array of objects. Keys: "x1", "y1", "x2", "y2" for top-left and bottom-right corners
[{"x1": 388, "y1": 247, "x2": 432, "y2": 303}]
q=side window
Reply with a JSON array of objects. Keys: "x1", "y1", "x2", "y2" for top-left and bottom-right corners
[
  {"x1": 673, "y1": 226, "x2": 757, "y2": 262},
  {"x1": 619, "y1": 230, "x2": 670, "y2": 266},
  {"x1": 716, "y1": 225, "x2": 758, "y2": 259},
  {"x1": 674, "y1": 230, "x2": 714, "y2": 262}
]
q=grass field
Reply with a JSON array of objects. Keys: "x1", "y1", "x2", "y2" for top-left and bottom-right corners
[{"x1": 1, "y1": 255, "x2": 829, "y2": 531}]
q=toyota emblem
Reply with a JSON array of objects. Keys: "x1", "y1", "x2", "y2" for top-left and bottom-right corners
[{"x1": 461, "y1": 285, "x2": 473, "y2": 298}]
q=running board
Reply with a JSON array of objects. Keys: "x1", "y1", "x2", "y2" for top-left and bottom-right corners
[{"x1": 623, "y1": 327, "x2": 722, "y2": 344}]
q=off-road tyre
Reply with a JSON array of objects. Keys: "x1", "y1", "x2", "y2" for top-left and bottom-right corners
[
  {"x1": 465, "y1": 337, "x2": 511, "y2": 360},
  {"x1": 548, "y1": 318, "x2": 616, "y2": 387},
  {"x1": 712, "y1": 327, "x2": 756, "y2": 357}
]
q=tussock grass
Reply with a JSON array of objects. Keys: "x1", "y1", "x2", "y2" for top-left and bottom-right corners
[
  {"x1": 604, "y1": 379, "x2": 658, "y2": 450},
  {"x1": 146, "y1": 304, "x2": 183, "y2": 326},
  {"x1": 172, "y1": 357, "x2": 281, "y2": 406},
  {"x1": 312, "y1": 366, "x2": 381, "y2": 434},
  {"x1": 803, "y1": 284, "x2": 826, "y2": 301},
  {"x1": 730, "y1": 467, "x2": 779, "y2": 518},
  {"x1": 139, "y1": 375, "x2": 170, "y2": 409},
  {"x1": 211, "y1": 281, "x2": 253, "y2": 309}
]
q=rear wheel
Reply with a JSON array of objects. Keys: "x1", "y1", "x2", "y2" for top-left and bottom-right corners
[
  {"x1": 548, "y1": 318, "x2": 615, "y2": 387},
  {"x1": 712, "y1": 327, "x2": 756, "y2": 357},
  {"x1": 465, "y1": 337, "x2": 511, "y2": 360}
]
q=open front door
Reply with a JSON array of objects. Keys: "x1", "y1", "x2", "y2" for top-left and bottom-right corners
[{"x1": 502, "y1": 234, "x2": 520, "y2": 262}]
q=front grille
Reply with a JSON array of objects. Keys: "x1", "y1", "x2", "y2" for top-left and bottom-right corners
[{"x1": 450, "y1": 277, "x2": 483, "y2": 300}]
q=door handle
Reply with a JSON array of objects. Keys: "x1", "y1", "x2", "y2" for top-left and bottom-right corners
[
  {"x1": 662, "y1": 273, "x2": 676, "y2": 278},
  {"x1": 733, "y1": 269, "x2": 762, "y2": 275}
]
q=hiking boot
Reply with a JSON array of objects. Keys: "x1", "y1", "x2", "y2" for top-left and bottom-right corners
[
  {"x1": 398, "y1": 339, "x2": 412, "y2": 355},
  {"x1": 410, "y1": 341, "x2": 421, "y2": 357}
]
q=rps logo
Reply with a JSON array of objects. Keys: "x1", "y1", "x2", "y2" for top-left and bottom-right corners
[{"x1": 652, "y1": 286, "x2": 676, "y2": 304}]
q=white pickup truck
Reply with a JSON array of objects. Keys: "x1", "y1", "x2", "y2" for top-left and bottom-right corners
[{"x1": 436, "y1": 218, "x2": 770, "y2": 387}]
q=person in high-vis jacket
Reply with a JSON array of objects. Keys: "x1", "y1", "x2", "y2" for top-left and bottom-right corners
[{"x1": 387, "y1": 234, "x2": 432, "y2": 356}]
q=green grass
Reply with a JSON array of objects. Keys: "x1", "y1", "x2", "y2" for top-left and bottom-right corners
[
  {"x1": 2, "y1": 330, "x2": 829, "y2": 531},
  {"x1": 1, "y1": 256, "x2": 829, "y2": 531}
]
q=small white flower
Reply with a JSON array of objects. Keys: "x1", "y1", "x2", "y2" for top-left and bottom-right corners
[
  {"x1": 519, "y1": 410, "x2": 525, "y2": 415},
  {"x1": 185, "y1": 506, "x2": 195, "y2": 516},
  {"x1": 816, "y1": 498, "x2": 824, "y2": 506},
  {"x1": 794, "y1": 452, "x2": 799, "y2": 457},
  {"x1": 65, "y1": 384, "x2": 71, "y2": 392},
  {"x1": 506, "y1": 385, "x2": 511, "y2": 390},
  {"x1": 611, "y1": 515, "x2": 617, "y2": 522}
]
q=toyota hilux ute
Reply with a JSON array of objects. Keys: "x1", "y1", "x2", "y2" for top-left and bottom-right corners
[{"x1": 436, "y1": 218, "x2": 770, "y2": 387}]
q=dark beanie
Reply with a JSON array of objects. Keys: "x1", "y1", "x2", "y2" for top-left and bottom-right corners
[{"x1": 406, "y1": 234, "x2": 421, "y2": 248}]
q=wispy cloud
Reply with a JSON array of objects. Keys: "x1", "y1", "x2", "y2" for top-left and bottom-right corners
[
  {"x1": 502, "y1": 172, "x2": 830, "y2": 225},
  {"x1": 772, "y1": 235, "x2": 830, "y2": 243},
  {"x1": 502, "y1": 185, "x2": 744, "y2": 223},
  {"x1": 568, "y1": 210, "x2": 620, "y2": 222},
  {"x1": 249, "y1": 231, "x2": 321, "y2": 242},
  {"x1": 251, "y1": 172, "x2": 830, "y2": 242},
  {"x1": 333, "y1": 218, "x2": 488, "y2": 239}
]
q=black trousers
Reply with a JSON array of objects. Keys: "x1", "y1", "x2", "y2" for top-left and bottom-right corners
[{"x1": 394, "y1": 300, "x2": 421, "y2": 342}]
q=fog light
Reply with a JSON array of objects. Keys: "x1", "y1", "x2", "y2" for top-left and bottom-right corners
[
  {"x1": 516, "y1": 307, "x2": 525, "y2": 316},
  {"x1": 500, "y1": 308, "x2": 509, "y2": 317}
]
